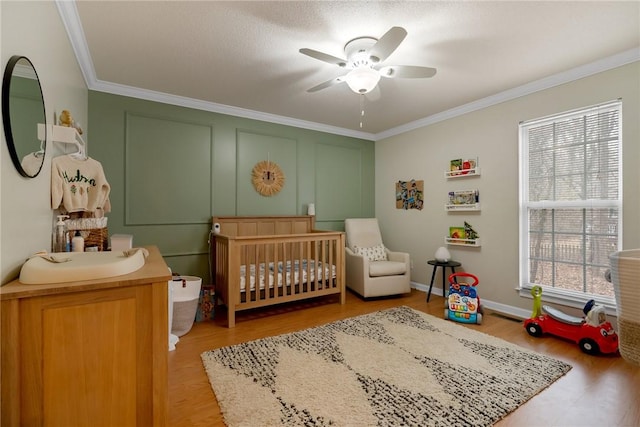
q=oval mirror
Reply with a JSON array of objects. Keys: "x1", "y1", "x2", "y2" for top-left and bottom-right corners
[{"x1": 1, "y1": 55, "x2": 47, "y2": 178}]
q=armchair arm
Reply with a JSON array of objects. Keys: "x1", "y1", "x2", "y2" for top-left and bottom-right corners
[
  {"x1": 386, "y1": 250, "x2": 410, "y2": 268},
  {"x1": 345, "y1": 247, "x2": 369, "y2": 296}
]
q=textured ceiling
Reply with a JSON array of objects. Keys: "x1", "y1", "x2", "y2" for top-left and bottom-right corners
[{"x1": 65, "y1": 1, "x2": 640, "y2": 139}]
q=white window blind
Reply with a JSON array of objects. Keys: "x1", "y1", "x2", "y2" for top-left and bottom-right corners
[{"x1": 519, "y1": 100, "x2": 622, "y2": 310}]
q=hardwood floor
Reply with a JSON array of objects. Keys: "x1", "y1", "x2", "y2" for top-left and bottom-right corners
[{"x1": 168, "y1": 289, "x2": 640, "y2": 426}]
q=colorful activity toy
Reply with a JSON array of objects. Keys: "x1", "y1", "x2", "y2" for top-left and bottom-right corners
[{"x1": 445, "y1": 272, "x2": 483, "y2": 324}]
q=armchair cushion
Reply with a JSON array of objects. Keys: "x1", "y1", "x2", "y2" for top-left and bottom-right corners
[
  {"x1": 353, "y1": 244, "x2": 387, "y2": 261},
  {"x1": 369, "y1": 260, "x2": 407, "y2": 277}
]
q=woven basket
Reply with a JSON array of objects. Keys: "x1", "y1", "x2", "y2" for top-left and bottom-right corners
[
  {"x1": 65, "y1": 212, "x2": 109, "y2": 251},
  {"x1": 609, "y1": 249, "x2": 640, "y2": 365},
  {"x1": 67, "y1": 228, "x2": 108, "y2": 251}
]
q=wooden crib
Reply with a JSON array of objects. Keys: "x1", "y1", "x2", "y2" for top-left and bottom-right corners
[{"x1": 211, "y1": 215, "x2": 346, "y2": 327}]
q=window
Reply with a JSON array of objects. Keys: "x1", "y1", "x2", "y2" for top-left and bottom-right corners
[{"x1": 519, "y1": 100, "x2": 622, "y2": 311}]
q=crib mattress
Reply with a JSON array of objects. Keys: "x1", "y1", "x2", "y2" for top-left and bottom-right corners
[{"x1": 239, "y1": 260, "x2": 336, "y2": 292}]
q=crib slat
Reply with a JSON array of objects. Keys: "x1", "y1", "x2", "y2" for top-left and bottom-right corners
[
  {"x1": 321, "y1": 238, "x2": 327, "y2": 290},
  {"x1": 320, "y1": 239, "x2": 325, "y2": 290},
  {"x1": 297, "y1": 241, "x2": 304, "y2": 295},
  {"x1": 241, "y1": 245, "x2": 248, "y2": 302},
  {"x1": 282, "y1": 244, "x2": 288, "y2": 297},
  {"x1": 312, "y1": 240, "x2": 319, "y2": 291},
  {"x1": 256, "y1": 243, "x2": 263, "y2": 303},
  {"x1": 274, "y1": 242, "x2": 281, "y2": 300},
  {"x1": 327, "y1": 238, "x2": 333, "y2": 290},
  {"x1": 264, "y1": 242, "x2": 271, "y2": 303},
  {"x1": 307, "y1": 241, "x2": 312, "y2": 292}
]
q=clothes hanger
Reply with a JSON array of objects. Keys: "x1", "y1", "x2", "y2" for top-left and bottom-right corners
[
  {"x1": 34, "y1": 139, "x2": 45, "y2": 158},
  {"x1": 67, "y1": 130, "x2": 87, "y2": 160},
  {"x1": 68, "y1": 141, "x2": 86, "y2": 160}
]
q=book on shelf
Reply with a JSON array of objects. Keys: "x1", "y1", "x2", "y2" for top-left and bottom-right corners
[
  {"x1": 449, "y1": 226, "x2": 466, "y2": 242},
  {"x1": 460, "y1": 158, "x2": 477, "y2": 174},
  {"x1": 450, "y1": 159, "x2": 463, "y2": 175},
  {"x1": 448, "y1": 190, "x2": 479, "y2": 205},
  {"x1": 449, "y1": 223, "x2": 480, "y2": 244}
]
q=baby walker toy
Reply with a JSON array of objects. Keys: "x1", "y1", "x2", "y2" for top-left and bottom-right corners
[
  {"x1": 445, "y1": 272, "x2": 483, "y2": 324},
  {"x1": 523, "y1": 286, "x2": 619, "y2": 355}
]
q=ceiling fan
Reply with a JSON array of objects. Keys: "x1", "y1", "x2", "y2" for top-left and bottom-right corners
[{"x1": 300, "y1": 26, "x2": 436, "y2": 95}]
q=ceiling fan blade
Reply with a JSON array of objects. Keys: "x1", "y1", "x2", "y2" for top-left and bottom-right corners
[
  {"x1": 379, "y1": 65, "x2": 437, "y2": 79},
  {"x1": 368, "y1": 27, "x2": 407, "y2": 63},
  {"x1": 299, "y1": 48, "x2": 348, "y2": 67},
  {"x1": 307, "y1": 76, "x2": 346, "y2": 93}
]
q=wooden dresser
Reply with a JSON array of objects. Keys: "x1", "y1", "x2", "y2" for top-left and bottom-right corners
[{"x1": 0, "y1": 246, "x2": 171, "y2": 427}]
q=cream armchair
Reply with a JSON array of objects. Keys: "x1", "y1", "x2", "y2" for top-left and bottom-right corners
[{"x1": 344, "y1": 218, "x2": 411, "y2": 298}]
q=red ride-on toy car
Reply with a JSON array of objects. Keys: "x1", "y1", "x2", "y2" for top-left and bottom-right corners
[{"x1": 523, "y1": 286, "x2": 619, "y2": 355}]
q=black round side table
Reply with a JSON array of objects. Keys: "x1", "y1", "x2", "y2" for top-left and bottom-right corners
[{"x1": 426, "y1": 259, "x2": 461, "y2": 302}]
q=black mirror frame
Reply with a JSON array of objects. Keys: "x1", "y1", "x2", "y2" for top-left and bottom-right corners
[{"x1": 2, "y1": 55, "x2": 47, "y2": 178}]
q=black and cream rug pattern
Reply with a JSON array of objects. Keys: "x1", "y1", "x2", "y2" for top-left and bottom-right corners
[{"x1": 201, "y1": 306, "x2": 571, "y2": 426}]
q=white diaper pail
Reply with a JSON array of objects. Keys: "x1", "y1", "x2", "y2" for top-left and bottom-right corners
[
  {"x1": 170, "y1": 276, "x2": 202, "y2": 338},
  {"x1": 168, "y1": 277, "x2": 179, "y2": 351}
]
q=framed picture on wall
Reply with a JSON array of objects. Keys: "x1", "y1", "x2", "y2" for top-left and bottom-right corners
[{"x1": 396, "y1": 179, "x2": 424, "y2": 210}]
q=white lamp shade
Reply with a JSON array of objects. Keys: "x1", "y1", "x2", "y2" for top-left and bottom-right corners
[
  {"x1": 435, "y1": 246, "x2": 451, "y2": 262},
  {"x1": 345, "y1": 67, "x2": 380, "y2": 94}
]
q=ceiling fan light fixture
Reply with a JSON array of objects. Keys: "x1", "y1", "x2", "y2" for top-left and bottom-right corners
[
  {"x1": 301, "y1": 27, "x2": 436, "y2": 95},
  {"x1": 345, "y1": 67, "x2": 380, "y2": 94}
]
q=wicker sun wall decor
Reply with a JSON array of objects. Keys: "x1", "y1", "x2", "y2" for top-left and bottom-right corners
[{"x1": 251, "y1": 160, "x2": 285, "y2": 196}]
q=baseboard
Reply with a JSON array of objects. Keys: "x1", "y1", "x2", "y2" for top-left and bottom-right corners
[
  {"x1": 411, "y1": 282, "x2": 530, "y2": 320},
  {"x1": 412, "y1": 282, "x2": 440, "y2": 297}
]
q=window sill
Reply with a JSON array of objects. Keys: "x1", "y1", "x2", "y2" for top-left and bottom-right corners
[{"x1": 519, "y1": 284, "x2": 618, "y2": 317}]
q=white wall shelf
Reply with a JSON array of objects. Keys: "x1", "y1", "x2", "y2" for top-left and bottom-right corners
[
  {"x1": 445, "y1": 237, "x2": 481, "y2": 247},
  {"x1": 38, "y1": 123, "x2": 86, "y2": 158},
  {"x1": 445, "y1": 203, "x2": 481, "y2": 211},
  {"x1": 38, "y1": 123, "x2": 83, "y2": 144},
  {"x1": 445, "y1": 167, "x2": 481, "y2": 178},
  {"x1": 446, "y1": 189, "x2": 479, "y2": 211}
]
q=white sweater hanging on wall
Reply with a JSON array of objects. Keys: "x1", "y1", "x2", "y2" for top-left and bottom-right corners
[{"x1": 51, "y1": 155, "x2": 111, "y2": 213}]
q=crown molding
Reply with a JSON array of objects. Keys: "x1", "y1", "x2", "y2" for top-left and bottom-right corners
[
  {"x1": 89, "y1": 79, "x2": 375, "y2": 140},
  {"x1": 55, "y1": 0, "x2": 97, "y2": 88},
  {"x1": 13, "y1": 62, "x2": 37, "y2": 80},
  {"x1": 56, "y1": 1, "x2": 638, "y2": 143},
  {"x1": 376, "y1": 48, "x2": 640, "y2": 140}
]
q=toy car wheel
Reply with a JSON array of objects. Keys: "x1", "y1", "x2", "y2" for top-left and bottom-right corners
[
  {"x1": 526, "y1": 322, "x2": 543, "y2": 337},
  {"x1": 579, "y1": 338, "x2": 600, "y2": 355},
  {"x1": 476, "y1": 313, "x2": 483, "y2": 325}
]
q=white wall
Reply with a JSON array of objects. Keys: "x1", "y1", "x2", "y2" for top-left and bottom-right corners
[
  {"x1": 376, "y1": 62, "x2": 640, "y2": 315},
  {"x1": 1, "y1": 0, "x2": 87, "y2": 283}
]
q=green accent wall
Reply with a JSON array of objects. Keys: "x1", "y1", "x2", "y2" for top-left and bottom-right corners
[{"x1": 88, "y1": 91, "x2": 374, "y2": 282}]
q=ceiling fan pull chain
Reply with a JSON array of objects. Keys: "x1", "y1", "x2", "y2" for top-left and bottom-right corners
[{"x1": 359, "y1": 94, "x2": 365, "y2": 128}]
